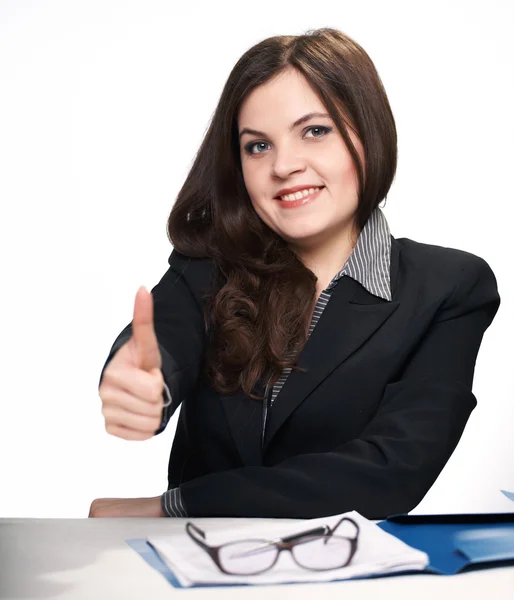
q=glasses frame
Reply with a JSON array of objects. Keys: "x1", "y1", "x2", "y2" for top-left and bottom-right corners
[{"x1": 185, "y1": 516, "x2": 360, "y2": 576}]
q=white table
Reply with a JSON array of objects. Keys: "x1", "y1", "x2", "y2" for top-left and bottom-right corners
[{"x1": 1, "y1": 517, "x2": 513, "y2": 599}]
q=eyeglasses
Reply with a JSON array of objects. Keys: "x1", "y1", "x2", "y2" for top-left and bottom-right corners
[{"x1": 185, "y1": 516, "x2": 360, "y2": 575}]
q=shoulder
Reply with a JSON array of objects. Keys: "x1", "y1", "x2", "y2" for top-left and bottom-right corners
[
  {"x1": 395, "y1": 236, "x2": 497, "y2": 283},
  {"x1": 167, "y1": 248, "x2": 218, "y2": 299},
  {"x1": 167, "y1": 248, "x2": 215, "y2": 274},
  {"x1": 394, "y1": 237, "x2": 500, "y2": 315}
]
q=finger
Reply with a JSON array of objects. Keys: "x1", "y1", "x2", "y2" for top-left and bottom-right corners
[
  {"x1": 105, "y1": 421, "x2": 156, "y2": 441},
  {"x1": 101, "y1": 364, "x2": 164, "y2": 404},
  {"x1": 102, "y1": 404, "x2": 161, "y2": 434},
  {"x1": 100, "y1": 385, "x2": 163, "y2": 418},
  {"x1": 132, "y1": 286, "x2": 161, "y2": 372}
]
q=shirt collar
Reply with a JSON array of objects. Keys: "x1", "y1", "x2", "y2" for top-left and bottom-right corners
[{"x1": 326, "y1": 206, "x2": 392, "y2": 301}]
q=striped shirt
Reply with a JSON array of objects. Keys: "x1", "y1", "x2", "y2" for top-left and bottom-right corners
[{"x1": 161, "y1": 206, "x2": 393, "y2": 517}]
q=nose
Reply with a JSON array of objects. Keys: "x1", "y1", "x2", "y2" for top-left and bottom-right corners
[{"x1": 271, "y1": 146, "x2": 307, "y2": 179}]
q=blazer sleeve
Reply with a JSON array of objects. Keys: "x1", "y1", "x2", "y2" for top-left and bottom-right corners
[
  {"x1": 178, "y1": 255, "x2": 501, "y2": 519},
  {"x1": 98, "y1": 251, "x2": 207, "y2": 435}
]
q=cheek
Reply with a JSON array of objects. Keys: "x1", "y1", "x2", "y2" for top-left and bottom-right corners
[
  {"x1": 343, "y1": 161, "x2": 359, "y2": 185},
  {"x1": 242, "y1": 168, "x2": 269, "y2": 209},
  {"x1": 322, "y1": 137, "x2": 362, "y2": 183},
  {"x1": 251, "y1": 199, "x2": 272, "y2": 224},
  {"x1": 242, "y1": 166, "x2": 262, "y2": 201},
  {"x1": 327, "y1": 158, "x2": 359, "y2": 190},
  {"x1": 249, "y1": 196, "x2": 278, "y2": 232},
  {"x1": 246, "y1": 189, "x2": 265, "y2": 214}
]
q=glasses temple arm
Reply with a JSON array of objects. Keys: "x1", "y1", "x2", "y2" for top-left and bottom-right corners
[
  {"x1": 230, "y1": 526, "x2": 331, "y2": 559},
  {"x1": 185, "y1": 521, "x2": 211, "y2": 551},
  {"x1": 281, "y1": 525, "x2": 330, "y2": 543}
]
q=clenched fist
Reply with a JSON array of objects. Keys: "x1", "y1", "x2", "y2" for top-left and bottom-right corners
[{"x1": 98, "y1": 286, "x2": 165, "y2": 441}]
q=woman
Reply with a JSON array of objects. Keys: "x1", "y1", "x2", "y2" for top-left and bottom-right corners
[{"x1": 92, "y1": 28, "x2": 500, "y2": 520}]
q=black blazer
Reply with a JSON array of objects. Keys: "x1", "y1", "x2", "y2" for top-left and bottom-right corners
[{"x1": 99, "y1": 235, "x2": 500, "y2": 519}]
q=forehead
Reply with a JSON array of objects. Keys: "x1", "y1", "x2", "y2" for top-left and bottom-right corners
[{"x1": 238, "y1": 69, "x2": 327, "y2": 127}]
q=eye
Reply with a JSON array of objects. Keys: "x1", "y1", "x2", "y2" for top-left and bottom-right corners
[
  {"x1": 244, "y1": 125, "x2": 332, "y2": 156},
  {"x1": 304, "y1": 126, "x2": 331, "y2": 139},
  {"x1": 245, "y1": 141, "x2": 271, "y2": 155}
]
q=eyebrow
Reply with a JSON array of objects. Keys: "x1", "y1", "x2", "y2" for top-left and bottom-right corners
[{"x1": 238, "y1": 112, "x2": 331, "y2": 140}]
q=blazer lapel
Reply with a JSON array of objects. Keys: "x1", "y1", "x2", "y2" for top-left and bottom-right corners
[
  {"x1": 263, "y1": 235, "x2": 401, "y2": 450},
  {"x1": 221, "y1": 235, "x2": 402, "y2": 463}
]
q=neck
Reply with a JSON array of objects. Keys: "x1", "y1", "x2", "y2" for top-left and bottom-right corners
[{"x1": 290, "y1": 221, "x2": 360, "y2": 288}]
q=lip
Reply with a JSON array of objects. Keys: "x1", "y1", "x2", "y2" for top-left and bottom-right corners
[
  {"x1": 274, "y1": 186, "x2": 324, "y2": 209},
  {"x1": 274, "y1": 184, "x2": 324, "y2": 198}
]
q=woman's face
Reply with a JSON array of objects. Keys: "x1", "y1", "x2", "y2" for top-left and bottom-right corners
[{"x1": 238, "y1": 68, "x2": 364, "y2": 254}]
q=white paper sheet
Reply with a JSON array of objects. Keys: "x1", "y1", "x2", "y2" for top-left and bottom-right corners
[{"x1": 147, "y1": 510, "x2": 429, "y2": 587}]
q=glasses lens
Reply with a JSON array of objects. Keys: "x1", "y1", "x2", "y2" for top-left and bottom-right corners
[
  {"x1": 219, "y1": 539, "x2": 278, "y2": 575},
  {"x1": 292, "y1": 535, "x2": 352, "y2": 570}
]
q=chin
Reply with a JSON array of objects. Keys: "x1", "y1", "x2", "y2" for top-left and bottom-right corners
[{"x1": 281, "y1": 229, "x2": 326, "y2": 244}]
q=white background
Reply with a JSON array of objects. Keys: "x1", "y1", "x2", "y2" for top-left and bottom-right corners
[{"x1": 0, "y1": 0, "x2": 512, "y2": 518}]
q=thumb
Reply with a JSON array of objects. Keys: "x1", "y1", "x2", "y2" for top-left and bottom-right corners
[{"x1": 131, "y1": 286, "x2": 162, "y2": 372}]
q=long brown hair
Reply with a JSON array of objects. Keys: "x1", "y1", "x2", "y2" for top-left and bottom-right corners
[{"x1": 167, "y1": 27, "x2": 397, "y2": 400}]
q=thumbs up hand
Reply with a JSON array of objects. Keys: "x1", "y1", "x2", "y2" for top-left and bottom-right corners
[{"x1": 98, "y1": 286, "x2": 166, "y2": 441}]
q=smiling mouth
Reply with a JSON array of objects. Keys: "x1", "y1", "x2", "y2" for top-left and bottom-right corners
[
  {"x1": 274, "y1": 186, "x2": 325, "y2": 209},
  {"x1": 275, "y1": 186, "x2": 325, "y2": 201}
]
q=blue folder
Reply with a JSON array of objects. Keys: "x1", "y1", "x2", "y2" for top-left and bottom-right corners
[
  {"x1": 128, "y1": 512, "x2": 514, "y2": 587},
  {"x1": 501, "y1": 489, "x2": 514, "y2": 502},
  {"x1": 377, "y1": 512, "x2": 514, "y2": 575}
]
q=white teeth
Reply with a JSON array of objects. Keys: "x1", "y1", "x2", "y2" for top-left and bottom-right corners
[{"x1": 279, "y1": 187, "x2": 321, "y2": 201}]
